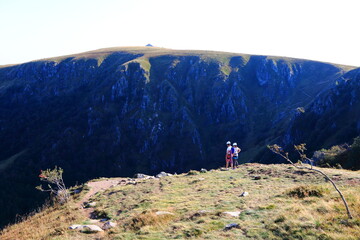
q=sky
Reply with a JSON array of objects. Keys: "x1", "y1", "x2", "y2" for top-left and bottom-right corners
[{"x1": 0, "y1": 0, "x2": 359, "y2": 66}]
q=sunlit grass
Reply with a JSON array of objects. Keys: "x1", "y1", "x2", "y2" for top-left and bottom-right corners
[{"x1": 1, "y1": 164, "x2": 359, "y2": 239}]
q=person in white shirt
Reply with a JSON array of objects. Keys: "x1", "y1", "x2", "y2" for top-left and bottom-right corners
[
  {"x1": 232, "y1": 142, "x2": 241, "y2": 169},
  {"x1": 225, "y1": 141, "x2": 233, "y2": 169}
]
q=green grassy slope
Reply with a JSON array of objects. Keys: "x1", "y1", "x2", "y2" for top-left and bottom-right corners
[{"x1": 1, "y1": 164, "x2": 359, "y2": 240}]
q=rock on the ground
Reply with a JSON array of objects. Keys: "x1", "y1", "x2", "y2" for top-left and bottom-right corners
[
  {"x1": 69, "y1": 224, "x2": 83, "y2": 230},
  {"x1": 224, "y1": 223, "x2": 240, "y2": 231},
  {"x1": 156, "y1": 172, "x2": 173, "y2": 178},
  {"x1": 240, "y1": 191, "x2": 249, "y2": 197},
  {"x1": 200, "y1": 168, "x2": 208, "y2": 173},
  {"x1": 134, "y1": 173, "x2": 154, "y2": 179},
  {"x1": 85, "y1": 202, "x2": 97, "y2": 207},
  {"x1": 223, "y1": 211, "x2": 241, "y2": 217},
  {"x1": 81, "y1": 225, "x2": 104, "y2": 233},
  {"x1": 155, "y1": 211, "x2": 174, "y2": 216},
  {"x1": 102, "y1": 221, "x2": 117, "y2": 230},
  {"x1": 69, "y1": 224, "x2": 104, "y2": 233}
]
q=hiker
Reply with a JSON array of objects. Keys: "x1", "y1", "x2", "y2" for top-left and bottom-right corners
[
  {"x1": 225, "y1": 141, "x2": 233, "y2": 169},
  {"x1": 232, "y1": 143, "x2": 241, "y2": 169}
]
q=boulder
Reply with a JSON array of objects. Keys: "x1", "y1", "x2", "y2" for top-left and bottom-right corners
[
  {"x1": 222, "y1": 211, "x2": 241, "y2": 217},
  {"x1": 240, "y1": 192, "x2": 249, "y2": 197},
  {"x1": 156, "y1": 172, "x2": 172, "y2": 178},
  {"x1": 102, "y1": 221, "x2": 117, "y2": 230},
  {"x1": 224, "y1": 223, "x2": 240, "y2": 231},
  {"x1": 134, "y1": 173, "x2": 152, "y2": 179},
  {"x1": 84, "y1": 202, "x2": 97, "y2": 208},
  {"x1": 69, "y1": 224, "x2": 104, "y2": 233},
  {"x1": 200, "y1": 168, "x2": 208, "y2": 173},
  {"x1": 69, "y1": 224, "x2": 83, "y2": 230},
  {"x1": 81, "y1": 225, "x2": 104, "y2": 233}
]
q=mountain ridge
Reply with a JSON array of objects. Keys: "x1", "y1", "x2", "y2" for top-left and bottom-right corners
[
  {"x1": 0, "y1": 47, "x2": 360, "y2": 229},
  {"x1": 1, "y1": 46, "x2": 356, "y2": 70}
]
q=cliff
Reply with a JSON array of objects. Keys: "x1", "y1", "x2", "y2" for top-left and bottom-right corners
[{"x1": 0, "y1": 47, "x2": 358, "y2": 228}]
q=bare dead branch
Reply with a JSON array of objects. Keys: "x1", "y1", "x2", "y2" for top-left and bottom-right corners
[{"x1": 268, "y1": 144, "x2": 353, "y2": 219}]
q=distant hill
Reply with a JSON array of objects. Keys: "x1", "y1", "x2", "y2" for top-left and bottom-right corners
[
  {"x1": 0, "y1": 47, "x2": 359, "y2": 228},
  {"x1": 1, "y1": 164, "x2": 359, "y2": 239}
]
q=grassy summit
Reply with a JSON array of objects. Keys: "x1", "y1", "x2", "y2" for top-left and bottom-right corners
[{"x1": 1, "y1": 163, "x2": 359, "y2": 239}]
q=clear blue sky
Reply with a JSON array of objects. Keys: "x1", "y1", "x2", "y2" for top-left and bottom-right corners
[{"x1": 1, "y1": 0, "x2": 359, "y2": 66}]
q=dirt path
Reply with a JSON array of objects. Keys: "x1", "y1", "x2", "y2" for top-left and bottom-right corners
[{"x1": 77, "y1": 178, "x2": 132, "y2": 220}]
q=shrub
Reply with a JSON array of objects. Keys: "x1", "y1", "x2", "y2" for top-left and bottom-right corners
[
  {"x1": 36, "y1": 166, "x2": 69, "y2": 204},
  {"x1": 286, "y1": 185, "x2": 326, "y2": 198},
  {"x1": 129, "y1": 210, "x2": 174, "y2": 231},
  {"x1": 187, "y1": 170, "x2": 200, "y2": 176}
]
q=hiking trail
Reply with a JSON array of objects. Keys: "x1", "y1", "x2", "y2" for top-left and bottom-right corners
[{"x1": 77, "y1": 178, "x2": 133, "y2": 221}]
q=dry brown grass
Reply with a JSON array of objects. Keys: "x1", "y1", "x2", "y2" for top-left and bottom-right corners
[
  {"x1": 1, "y1": 164, "x2": 359, "y2": 239},
  {"x1": 0, "y1": 202, "x2": 85, "y2": 240}
]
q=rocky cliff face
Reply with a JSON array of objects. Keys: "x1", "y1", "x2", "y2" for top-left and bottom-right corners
[
  {"x1": 286, "y1": 67, "x2": 360, "y2": 152},
  {"x1": 0, "y1": 47, "x2": 358, "y2": 227}
]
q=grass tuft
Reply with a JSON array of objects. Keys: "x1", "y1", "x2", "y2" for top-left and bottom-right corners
[{"x1": 286, "y1": 185, "x2": 328, "y2": 198}]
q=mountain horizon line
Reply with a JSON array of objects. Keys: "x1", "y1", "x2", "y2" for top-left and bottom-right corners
[{"x1": 1, "y1": 46, "x2": 358, "y2": 69}]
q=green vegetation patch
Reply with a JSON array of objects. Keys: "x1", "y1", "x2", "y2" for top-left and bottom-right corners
[{"x1": 286, "y1": 185, "x2": 328, "y2": 198}]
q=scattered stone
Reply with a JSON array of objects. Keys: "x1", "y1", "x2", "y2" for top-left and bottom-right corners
[
  {"x1": 198, "y1": 177, "x2": 205, "y2": 181},
  {"x1": 220, "y1": 168, "x2": 229, "y2": 171},
  {"x1": 223, "y1": 211, "x2": 241, "y2": 217},
  {"x1": 134, "y1": 173, "x2": 153, "y2": 179},
  {"x1": 200, "y1": 168, "x2": 208, "y2": 173},
  {"x1": 69, "y1": 224, "x2": 104, "y2": 233},
  {"x1": 85, "y1": 202, "x2": 97, "y2": 207},
  {"x1": 69, "y1": 224, "x2": 83, "y2": 230},
  {"x1": 102, "y1": 221, "x2": 117, "y2": 230},
  {"x1": 224, "y1": 223, "x2": 240, "y2": 231},
  {"x1": 156, "y1": 172, "x2": 173, "y2": 178},
  {"x1": 81, "y1": 225, "x2": 104, "y2": 233},
  {"x1": 253, "y1": 176, "x2": 261, "y2": 180},
  {"x1": 155, "y1": 211, "x2": 174, "y2": 216},
  {"x1": 240, "y1": 192, "x2": 249, "y2": 197}
]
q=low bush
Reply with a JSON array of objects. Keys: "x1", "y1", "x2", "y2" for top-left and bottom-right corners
[{"x1": 286, "y1": 185, "x2": 327, "y2": 198}]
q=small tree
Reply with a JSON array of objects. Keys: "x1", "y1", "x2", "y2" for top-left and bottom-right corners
[
  {"x1": 268, "y1": 144, "x2": 353, "y2": 219},
  {"x1": 36, "y1": 166, "x2": 69, "y2": 204}
]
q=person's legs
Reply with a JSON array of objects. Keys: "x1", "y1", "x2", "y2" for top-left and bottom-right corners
[{"x1": 233, "y1": 156, "x2": 238, "y2": 169}]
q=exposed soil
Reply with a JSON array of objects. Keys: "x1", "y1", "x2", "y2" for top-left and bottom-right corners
[{"x1": 78, "y1": 178, "x2": 133, "y2": 220}]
